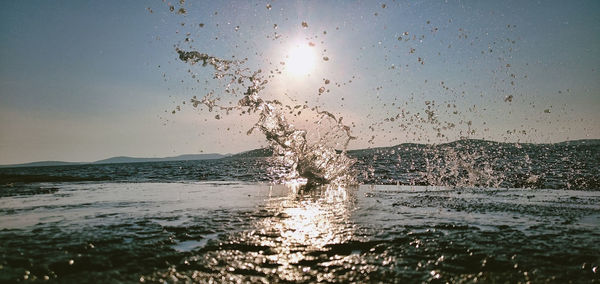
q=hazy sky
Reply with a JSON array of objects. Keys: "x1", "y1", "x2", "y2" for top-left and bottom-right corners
[{"x1": 1, "y1": 0, "x2": 599, "y2": 164}]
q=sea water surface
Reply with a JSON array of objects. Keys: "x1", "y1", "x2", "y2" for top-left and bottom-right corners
[{"x1": 1, "y1": 141, "x2": 599, "y2": 283}]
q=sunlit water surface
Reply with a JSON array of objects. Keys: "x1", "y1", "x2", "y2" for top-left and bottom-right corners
[{"x1": 1, "y1": 182, "x2": 598, "y2": 283}]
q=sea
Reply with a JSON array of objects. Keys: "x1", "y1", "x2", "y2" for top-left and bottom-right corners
[{"x1": 1, "y1": 140, "x2": 599, "y2": 283}]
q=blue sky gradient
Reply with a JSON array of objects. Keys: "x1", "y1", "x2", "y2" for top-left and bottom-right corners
[{"x1": 1, "y1": 0, "x2": 598, "y2": 164}]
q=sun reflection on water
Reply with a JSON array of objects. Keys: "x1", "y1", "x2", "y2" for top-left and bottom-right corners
[
  {"x1": 270, "y1": 183, "x2": 350, "y2": 248},
  {"x1": 146, "y1": 183, "x2": 364, "y2": 283},
  {"x1": 245, "y1": 183, "x2": 357, "y2": 281},
  {"x1": 256, "y1": 184, "x2": 355, "y2": 278}
]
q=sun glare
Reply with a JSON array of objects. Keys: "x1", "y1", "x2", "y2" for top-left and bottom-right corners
[{"x1": 286, "y1": 42, "x2": 316, "y2": 77}]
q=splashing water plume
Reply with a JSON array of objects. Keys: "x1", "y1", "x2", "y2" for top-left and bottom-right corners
[
  {"x1": 177, "y1": 49, "x2": 356, "y2": 186},
  {"x1": 160, "y1": 2, "x2": 599, "y2": 192}
]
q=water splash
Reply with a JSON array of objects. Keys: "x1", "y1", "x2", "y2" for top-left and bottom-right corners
[
  {"x1": 177, "y1": 49, "x2": 356, "y2": 186},
  {"x1": 162, "y1": 2, "x2": 597, "y2": 191},
  {"x1": 422, "y1": 142, "x2": 502, "y2": 188}
]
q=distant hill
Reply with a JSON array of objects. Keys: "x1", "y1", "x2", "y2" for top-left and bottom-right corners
[
  {"x1": 346, "y1": 138, "x2": 600, "y2": 157},
  {"x1": 226, "y1": 148, "x2": 273, "y2": 159},
  {"x1": 0, "y1": 161, "x2": 82, "y2": 168},
  {"x1": 555, "y1": 139, "x2": 600, "y2": 146},
  {"x1": 1, "y1": 139, "x2": 598, "y2": 168},
  {"x1": 92, "y1": 153, "x2": 226, "y2": 164},
  {"x1": 0, "y1": 153, "x2": 227, "y2": 168}
]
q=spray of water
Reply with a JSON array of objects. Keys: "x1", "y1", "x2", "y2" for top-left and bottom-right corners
[
  {"x1": 177, "y1": 49, "x2": 356, "y2": 186},
  {"x1": 161, "y1": 3, "x2": 599, "y2": 191}
]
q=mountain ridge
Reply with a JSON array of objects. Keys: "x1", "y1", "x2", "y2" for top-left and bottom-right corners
[
  {"x1": 0, "y1": 153, "x2": 227, "y2": 168},
  {"x1": 1, "y1": 138, "x2": 598, "y2": 168}
]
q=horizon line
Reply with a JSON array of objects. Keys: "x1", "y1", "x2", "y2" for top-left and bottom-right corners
[{"x1": 1, "y1": 137, "x2": 598, "y2": 168}]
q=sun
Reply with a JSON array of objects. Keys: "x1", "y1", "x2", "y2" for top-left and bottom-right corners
[{"x1": 285, "y1": 42, "x2": 317, "y2": 77}]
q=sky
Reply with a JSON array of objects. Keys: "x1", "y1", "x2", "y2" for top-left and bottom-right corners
[{"x1": 0, "y1": 0, "x2": 599, "y2": 164}]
